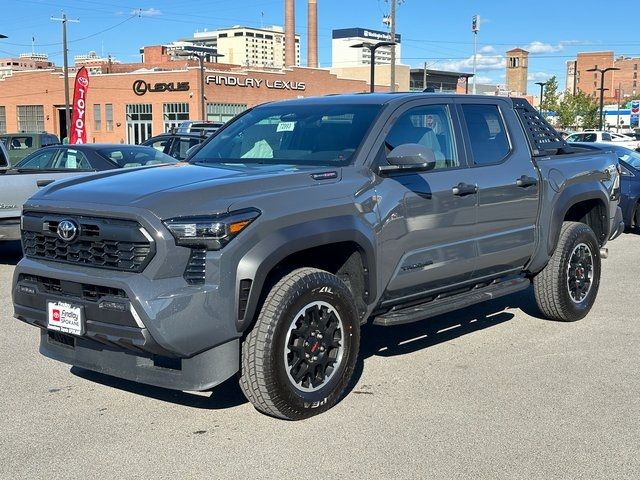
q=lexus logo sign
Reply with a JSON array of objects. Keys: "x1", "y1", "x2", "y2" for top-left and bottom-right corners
[
  {"x1": 132, "y1": 79, "x2": 190, "y2": 96},
  {"x1": 57, "y1": 219, "x2": 79, "y2": 242}
]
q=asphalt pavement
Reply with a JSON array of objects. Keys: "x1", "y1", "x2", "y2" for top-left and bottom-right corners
[{"x1": 1, "y1": 235, "x2": 638, "y2": 480}]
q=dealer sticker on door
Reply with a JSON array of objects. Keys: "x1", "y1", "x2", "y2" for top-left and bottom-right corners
[{"x1": 47, "y1": 301, "x2": 84, "y2": 336}]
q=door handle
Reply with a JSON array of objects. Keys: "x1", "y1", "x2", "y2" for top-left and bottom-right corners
[
  {"x1": 516, "y1": 175, "x2": 538, "y2": 188},
  {"x1": 37, "y1": 179, "x2": 54, "y2": 188},
  {"x1": 452, "y1": 183, "x2": 478, "y2": 196}
]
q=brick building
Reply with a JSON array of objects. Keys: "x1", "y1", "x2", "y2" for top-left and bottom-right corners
[
  {"x1": 505, "y1": 48, "x2": 529, "y2": 96},
  {"x1": 0, "y1": 46, "x2": 371, "y2": 143},
  {"x1": 566, "y1": 51, "x2": 640, "y2": 102}
]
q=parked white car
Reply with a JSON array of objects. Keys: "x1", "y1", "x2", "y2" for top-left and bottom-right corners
[{"x1": 566, "y1": 131, "x2": 640, "y2": 151}]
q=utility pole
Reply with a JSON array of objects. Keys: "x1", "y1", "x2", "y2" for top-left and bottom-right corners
[
  {"x1": 616, "y1": 82, "x2": 622, "y2": 133},
  {"x1": 423, "y1": 61, "x2": 427, "y2": 90},
  {"x1": 386, "y1": 0, "x2": 402, "y2": 92},
  {"x1": 51, "y1": 13, "x2": 79, "y2": 141},
  {"x1": 472, "y1": 15, "x2": 480, "y2": 95}
]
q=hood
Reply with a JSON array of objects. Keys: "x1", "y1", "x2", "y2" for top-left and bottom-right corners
[{"x1": 29, "y1": 163, "x2": 341, "y2": 219}]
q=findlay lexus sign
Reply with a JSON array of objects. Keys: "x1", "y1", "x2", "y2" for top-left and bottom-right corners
[
  {"x1": 132, "y1": 79, "x2": 190, "y2": 96},
  {"x1": 205, "y1": 75, "x2": 306, "y2": 91}
]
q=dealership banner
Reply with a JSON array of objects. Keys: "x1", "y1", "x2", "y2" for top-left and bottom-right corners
[{"x1": 70, "y1": 66, "x2": 89, "y2": 144}]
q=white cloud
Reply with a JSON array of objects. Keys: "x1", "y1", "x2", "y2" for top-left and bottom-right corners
[
  {"x1": 479, "y1": 45, "x2": 495, "y2": 53},
  {"x1": 528, "y1": 71, "x2": 553, "y2": 81},
  {"x1": 522, "y1": 40, "x2": 582, "y2": 54},
  {"x1": 132, "y1": 8, "x2": 162, "y2": 17},
  {"x1": 475, "y1": 75, "x2": 493, "y2": 84},
  {"x1": 524, "y1": 41, "x2": 563, "y2": 53},
  {"x1": 436, "y1": 54, "x2": 505, "y2": 73}
]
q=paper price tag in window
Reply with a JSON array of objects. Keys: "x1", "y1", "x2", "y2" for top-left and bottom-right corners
[{"x1": 277, "y1": 121, "x2": 296, "y2": 132}]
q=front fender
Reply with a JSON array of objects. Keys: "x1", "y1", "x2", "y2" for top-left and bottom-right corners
[{"x1": 234, "y1": 216, "x2": 377, "y2": 332}]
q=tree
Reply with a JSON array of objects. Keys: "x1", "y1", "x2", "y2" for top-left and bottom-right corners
[
  {"x1": 574, "y1": 91, "x2": 599, "y2": 129},
  {"x1": 556, "y1": 93, "x2": 577, "y2": 128},
  {"x1": 555, "y1": 91, "x2": 599, "y2": 129},
  {"x1": 541, "y1": 76, "x2": 559, "y2": 113}
]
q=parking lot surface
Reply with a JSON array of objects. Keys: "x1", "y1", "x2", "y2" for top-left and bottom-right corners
[{"x1": 1, "y1": 235, "x2": 638, "y2": 479}]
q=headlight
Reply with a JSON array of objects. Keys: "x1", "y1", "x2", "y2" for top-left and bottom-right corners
[{"x1": 163, "y1": 208, "x2": 260, "y2": 250}]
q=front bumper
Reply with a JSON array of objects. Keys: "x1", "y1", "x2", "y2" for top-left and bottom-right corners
[{"x1": 40, "y1": 330, "x2": 238, "y2": 391}]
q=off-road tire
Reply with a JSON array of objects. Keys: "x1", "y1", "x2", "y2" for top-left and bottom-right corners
[
  {"x1": 239, "y1": 268, "x2": 360, "y2": 420},
  {"x1": 533, "y1": 221, "x2": 601, "y2": 322}
]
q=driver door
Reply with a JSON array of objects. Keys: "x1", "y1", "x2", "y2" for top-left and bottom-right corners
[{"x1": 375, "y1": 101, "x2": 479, "y2": 306}]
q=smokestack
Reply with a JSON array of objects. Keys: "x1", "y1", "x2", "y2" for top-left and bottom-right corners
[
  {"x1": 307, "y1": 0, "x2": 318, "y2": 68},
  {"x1": 285, "y1": 0, "x2": 295, "y2": 67}
]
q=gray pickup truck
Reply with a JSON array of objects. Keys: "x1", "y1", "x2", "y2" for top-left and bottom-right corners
[{"x1": 13, "y1": 94, "x2": 623, "y2": 420}]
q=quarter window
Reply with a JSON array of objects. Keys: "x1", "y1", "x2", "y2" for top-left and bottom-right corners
[
  {"x1": 385, "y1": 104, "x2": 459, "y2": 170},
  {"x1": 461, "y1": 104, "x2": 510, "y2": 165}
]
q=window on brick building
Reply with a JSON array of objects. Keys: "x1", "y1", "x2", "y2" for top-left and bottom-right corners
[
  {"x1": 634, "y1": 64, "x2": 638, "y2": 71},
  {"x1": 93, "y1": 104, "x2": 101, "y2": 131},
  {"x1": 105, "y1": 104, "x2": 113, "y2": 131},
  {"x1": 206, "y1": 103, "x2": 247, "y2": 123},
  {"x1": 163, "y1": 102, "x2": 189, "y2": 132},
  {"x1": 0, "y1": 106, "x2": 6, "y2": 134},
  {"x1": 17, "y1": 105, "x2": 44, "y2": 132}
]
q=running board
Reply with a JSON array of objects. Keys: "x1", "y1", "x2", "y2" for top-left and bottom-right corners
[{"x1": 373, "y1": 277, "x2": 530, "y2": 327}]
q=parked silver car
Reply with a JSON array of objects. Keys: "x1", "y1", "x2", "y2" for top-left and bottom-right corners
[{"x1": 0, "y1": 144, "x2": 176, "y2": 241}]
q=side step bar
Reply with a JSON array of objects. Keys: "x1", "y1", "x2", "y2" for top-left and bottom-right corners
[{"x1": 373, "y1": 277, "x2": 531, "y2": 327}]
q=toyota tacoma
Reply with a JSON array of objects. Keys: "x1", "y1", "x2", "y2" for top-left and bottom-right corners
[{"x1": 13, "y1": 94, "x2": 624, "y2": 420}]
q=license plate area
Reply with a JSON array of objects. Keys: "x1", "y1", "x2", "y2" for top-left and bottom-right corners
[{"x1": 47, "y1": 301, "x2": 84, "y2": 336}]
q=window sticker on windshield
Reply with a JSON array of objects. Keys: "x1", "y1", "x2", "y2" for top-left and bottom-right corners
[{"x1": 276, "y1": 121, "x2": 296, "y2": 132}]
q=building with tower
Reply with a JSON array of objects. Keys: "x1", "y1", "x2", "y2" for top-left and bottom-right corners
[{"x1": 506, "y1": 48, "x2": 529, "y2": 96}]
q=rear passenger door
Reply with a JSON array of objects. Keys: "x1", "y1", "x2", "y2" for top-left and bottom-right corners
[
  {"x1": 457, "y1": 100, "x2": 540, "y2": 279},
  {"x1": 375, "y1": 101, "x2": 479, "y2": 304}
]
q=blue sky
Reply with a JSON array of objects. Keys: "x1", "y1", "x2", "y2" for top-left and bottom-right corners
[{"x1": 1, "y1": 0, "x2": 638, "y2": 93}]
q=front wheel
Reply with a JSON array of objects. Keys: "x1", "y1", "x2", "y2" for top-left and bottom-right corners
[
  {"x1": 239, "y1": 268, "x2": 360, "y2": 420},
  {"x1": 533, "y1": 222, "x2": 601, "y2": 322}
]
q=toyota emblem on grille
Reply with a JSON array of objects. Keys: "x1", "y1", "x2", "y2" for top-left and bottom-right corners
[{"x1": 57, "y1": 219, "x2": 79, "y2": 242}]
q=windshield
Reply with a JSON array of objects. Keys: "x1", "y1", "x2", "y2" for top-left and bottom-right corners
[
  {"x1": 97, "y1": 146, "x2": 177, "y2": 168},
  {"x1": 191, "y1": 104, "x2": 382, "y2": 167},
  {"x1": 614, "y1": 147, "x2": 640, "y2": 170}
]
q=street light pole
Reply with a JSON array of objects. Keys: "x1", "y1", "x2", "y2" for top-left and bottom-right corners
[
  {"x1": 587, "y1": 66, "x2": 620, "y2": 130},
  {"x1": 350, "y1": 41, "x2": 396, "y2": 93},
  {"x1": 535, "y1": 81, "x2": 547, "y2": 116},
  {"x1": 173, "y1": 46, "x2": 223, "y2": 120}
]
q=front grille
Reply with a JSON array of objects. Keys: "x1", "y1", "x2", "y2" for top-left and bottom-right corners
[{"x1": 21, "y1": 213, "x2": 155, "y2": 273}]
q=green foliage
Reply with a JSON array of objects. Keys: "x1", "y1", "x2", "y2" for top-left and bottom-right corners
[
  {"x1": 541, "y1": 76, "x2": 559, "y2": 113},
  {"x1": 556, "y1": 91, "x2": 599, "y2": 129}
]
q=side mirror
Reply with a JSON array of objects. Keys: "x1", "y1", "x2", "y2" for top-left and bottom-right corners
[
  {"x1": 185, "y1": 144, "x2": 202, "y2": 159},
  {"x1": 379, "y1": 143, "x2": 436, "y2": 174}
]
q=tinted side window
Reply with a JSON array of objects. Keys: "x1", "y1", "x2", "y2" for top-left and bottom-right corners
[
  {"x1": 583, "y1": 133, "x2": 596, "y2": 142},
  {"x1": 16, "y1": 149, "x2": 58, "y2": 169},
  {"x1": 601, "y1": 133, "x2": 612, "y2": 141},
  {"x1": 461, "y1": 104, "x2": 510, "y2": 165},
  {"x1": 385, "y1": 104, "x2": 459, "y2": 170}
]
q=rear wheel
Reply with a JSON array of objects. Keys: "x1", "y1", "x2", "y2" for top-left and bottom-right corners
[
  {"x1": 533, "y1": 222, "x2": 601, "y2": 322},
  {"x1": 239, "y1": 268, "x2": 360, "y2": 420}
]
